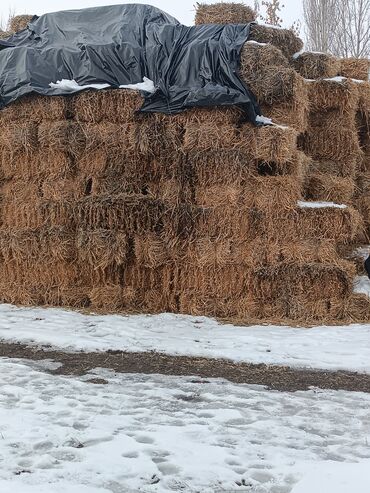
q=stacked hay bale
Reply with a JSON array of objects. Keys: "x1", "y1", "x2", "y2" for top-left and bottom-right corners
[
  {"x1": 0, "y1": 14, "x2": 34, "y2": 39},
  {"x1": 0, "y1": 2, "x2": 368, "y2": 324}
]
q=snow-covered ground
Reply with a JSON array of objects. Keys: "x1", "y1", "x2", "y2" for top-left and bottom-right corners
[
  {"x1": 1, "y1": 304, "x2": 370, "y2": 373},
  {"x1": 0, "y1": 357, "x2": 369, "y2": 493}
]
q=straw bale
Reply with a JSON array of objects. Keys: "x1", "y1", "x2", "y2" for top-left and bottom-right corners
[
  {"x1": 305, "y1": 173, "x2": 355, "y2": 204},
  {"x1": 240, "y1": 41, "x2": 288, "y2": 74},
  {"x1": 134, "y1": 233, "x2": 170, "y2": 268},
  {"x1": 242, "y1": 67, "x2": 305, "y2": 105},
  {"x1": 260, "y1": 100, "x2": 308, "y2": 133},
  {"x1": 252, "y1": 261, "x2": 354, "y2": 301},
  {"x1": 1, "y1": 200, "x2": 43, "y2": 229},
  {"x1": 38, "y1": 121, "x2": 86, "y2": 157},
  {"x1": 356, "y1": 172, "x2": 370, "y2": 196},
  {"x1": 307, "y1": 77, "x2": 360, "y2": 113},
  {"x1": 43, "y1": 286, "x2": 91, "y2": 308},
  {"x1": 266, "y1": 297, "x2": 347, "y2": 324},
  {"x1": 302, "y1": 129, "x2": 363, "y2": 162},
  {"x1": 340, "y1": 58, "x2": 370, "y2": 81},
  {"x1": 195, "y1": 184, "x2": 242, "y2": 207},
  {"x1": 188, "y1": 149, "x2": 254, "y2": 186},
  {"x1": 0, "y1": 31, "x2": 13, "y2": 40},
  {"x1": 194, "y1": 2, "x2": 256, "y2": 24},
  {"x1": 309, "y1": 158, "x2": 357, "y2": 179},
  {"x1": 343, "y1": 294, "x2": 370, "y2": 323},
  {"x1": 41, "y1": 178, "x2": 86, "y2": 201},
  {"x1": 9, "y1": 14, "x2": 34, "y2": 32},
  {"x1": 178, "y1": 265, "x2": 251, "y2": 298},
  {"x1": 89, "y1": 286, "x2": 127, "y2": 311},
  {"x1": 0, "y1": 282, "x2": 42, "y2": 306},
  {"x1": 75, "y1": 195, "x2": 166, "y2": 232},
  {"x1": 293, "y1": 52, "x2": 340, "y2": 79},
  {"x1": 123, "y1": 264, "x2": 175, "y2": 295},
  {"x1": 189, "y1": 237, "x2": 241, "y2": 267},
  {"x1": 146, "y1": 179, "x2": 192, "y2": 205},
  {"x1": 248, "y1": 24, "x2": 304, "y2": 59},
  {"x1": 81, "y1": 122, "x2": 130, "y2": 152},
  {"x1": 1, "y1": 180, "x2": 40, "y2": 202},
  {"x1": 253, "y1": 124, "x2": 297, "y2": 164},
  {"x1": 263, "y1": 205, "x2": 362, "y2": 244},
  {"x1": 87, "y1": 174, "x2": 141, "y2": 197},
  {"x1": 0, "y1": 95, "x2": 69, "y2": 123},
  {"x1": 0, "y1": 122, "x2": 38, "y2": 154},
  {"x1": 72, "y1": 89, "x2": 143, "y2": 123},
  {"x1": 0, "y1": 149, "x2": 74, "y2": 180},
  {"x1": 175, "y1": 106, "x2": 244, "y2": 127},
  {"x1": 76, "y1": 229, "x2": 128, "y2": 269},
  {"x1": 243, "y1": 175, "x2": 302, "y2": 211},
  {"x1": 39, "y1": 200, "x2": 76, "y2": 229},
  {"x1": 179, "y1": 292, "x2": 241, "y2": 319},
  {"x1": 183, "y1": 123, "x2": 240, "y2": 152}
]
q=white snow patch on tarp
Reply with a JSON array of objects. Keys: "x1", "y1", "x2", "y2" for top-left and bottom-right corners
[
  {"x1": 256, "y1": 114, "x2": 273, "y2": 125},
  {"x1": 298, "y1": 200, "x2": 347, "y2": 209},
  {"x1": 1, "y1": 304, "x2": 370, "y2": 372},
  {"x1": 49, "y1": 77, "x2": 156, "y2": 94}
]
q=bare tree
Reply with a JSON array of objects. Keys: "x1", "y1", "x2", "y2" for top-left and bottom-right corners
[
  {"x1": 335, "y1": 0, "x2": 370, "y2": 58},
  {"x1": 304, "y1": 0, "x2": 370, "y2": 57},
  {"x1": 303, "y1": 0, "x2": 339, "y2": 53}
]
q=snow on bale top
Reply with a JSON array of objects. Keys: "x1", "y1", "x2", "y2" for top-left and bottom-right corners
[{"x1": 194, "y1": 1, "x2": 256, "y2": 25}]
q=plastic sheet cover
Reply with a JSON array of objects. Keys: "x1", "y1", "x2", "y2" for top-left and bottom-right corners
[{"x1": 0, "y1": 4, "x2": 260, "y2": 121}]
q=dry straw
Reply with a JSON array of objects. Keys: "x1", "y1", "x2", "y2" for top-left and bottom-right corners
[
  {"x1": 72, "y1": 89, "x2": 143, "y2": 123},
  {"x1": 340, "y1": 58, "x2": 370, "y2": 81},
  {"x1": 38, "y1": 121, "x2": 86, "y2": 157},
  {"x1": 194, "y1": 2, "x2": 256, "y2": 25},
  {"x1": 134, "y1": 233, "x2": 170, "y2": 268},
  {"x1": 248, "y1": 24, "x2": 303, "y2": 59},
  {"x1": 293, "y1": 52, "x2": 340, "y2": 79},
  {"x1": 305, "y1": 173, "x2": 355, "y2": 204},
  {"x1": 0, "y1": 95, "x2": 69, "y2": 123},
  {"x1": 309, "y1": 158, "x2": 358, "y2": 179},
  {"x1": 307, "y1": 77, "x2": 360, "y2": 113},
  {"x1": 77, "y1": 229, "x2": 128, "y2": 269},
  {"x1": 8, "y1": 14, "x2": 34, "y2": 32}
]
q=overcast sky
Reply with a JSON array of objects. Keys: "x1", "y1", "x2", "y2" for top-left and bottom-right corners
[{"x1": 1, "y1": 0, "x2": 303, "y2": 29}]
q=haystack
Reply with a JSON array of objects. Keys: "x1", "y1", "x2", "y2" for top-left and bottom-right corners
[
  {"x1": 194, "y1": 2, "x2": 256, "y2": 25},
  {"x1": 340, "y1": 58, "x2": 370, "y2": 81},
  {"x1": 293, "y1": 52, "x2": 340, "y2": 79}
]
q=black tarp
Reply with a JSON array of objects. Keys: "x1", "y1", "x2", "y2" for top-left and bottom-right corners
[{"x1": 0, "y1": 4, "x2": 260, "y2": 122}]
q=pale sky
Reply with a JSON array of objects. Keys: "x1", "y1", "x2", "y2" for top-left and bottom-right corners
[{"x1": 0, "y1": 0, "x2": 303, "y2": 29}]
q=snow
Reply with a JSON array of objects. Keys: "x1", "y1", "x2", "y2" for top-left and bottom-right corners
[
  {"x1": 0, "y1": 357, "x2": 370, "y2": 492},
  {"x1": 297, "y1": 200, "x2": 347, "y2": 209},
  {"x1": 292, "y1": 50, "x2": 326, "y2": 60},
  {"x1": 1, "y1": 304, "x2": 370, "y2": 373},
  {"x1": 256, "y1": 114, "x2": 273, "y2": 125},
  {"x1": 49, "y1": 77, "x2": 156, "y2": 94},
  {"x1": 292, "y1": 461, "x2": 370, "y2": 493},
  {"x1": 354, "y1": 276, "x2": 370, "y2": 297},
  {"x1": 246, "y1": 40, "x2": 268, "y2": 46}
]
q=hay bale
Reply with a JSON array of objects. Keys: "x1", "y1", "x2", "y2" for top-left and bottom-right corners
[
  {"x1": 75, "y1": 195, "x2": 166, "y2": 232},
  {"x1": 2, "y1": 180, "x2": 40, "y2": 203},
  {"x1": 0, "y1": 31, "x2": 13, "y2": 40},
  {"x1": 0, "y1": 150, "x2": 74, "y2": 180},
  {"x1": 38, "y1": 121, "x2": 86, "y2": 157},
  {"x1": 194, "y1": 2, "x2": 256, "y2": 24},
  {"x1": 134, "y1": 233, "x2": 170, "y2": 268},
  {"x1": 195, "y1": 184, "x2": 242, "y2": 207},
  {"x1": 1, "y1": 200, "x2": 43, "y2": 230},
  {"x1": 248, "y1": 24, "x2": 303, "y2": 59},
  {"x1": 260, "y1": 99, "x2": 309, "y2": 133},
  {"x1": 343, "y1": 294, "x2": 370, "y2": 322},
  {"x1": 175, "y1": 106, "x2": 243, "y2": 127},
  {"x1": 41, "y1": 178, "x2": 87, "y2": 201},
  {"x1": 242, "y1": 66, "x2": 305, "y2": 105},
  {"x1": 265, "y1": 205, "x2": 362, "y2": 244},
  {"x1": 72, "y1": 89, "x2": 143, "y2": 123},
  {"x1": 243, "y1": 175, "x2": 302, "y2": 211},
  {"x1": 305, "y1": 173, "x2": 355, "y2": 204},
  {"x1": 252, "y1": 261, "x2": 355, "y2": 301},
  {"x1": 240, "y1": 41, "x2": 288, "y2": 74},
  {"x1": 89, "y1": 285, "x2": 133, "y2": 312},
  {"x1": 307, "y1": 77, "x2": 360, "y2": 113},
  {"x1": 309, "y1": 158, "x2": 358, "y2": 179},
  {"x1": 0, "y1": 95, "x2": 69, "y2": 123},
  {"x1": 76, "y1": 229, "x2": 128, "y2": 268},
  {"x1": 183, "y1": 123, "x2": 240, "y2": 152},
  {"x1": 249, "y1": 124, "x2": 297, "y2": 164},
  {"x1": 293, "y1": 52, "x2": 340, "y2": 79},
  {"x1": 340, "y1": 58, "x2": 370, "y2": 81},
  {"x1": 302, "y1": 128, "x2": 362, "y2": 162},
  {"x1": 9, "y1": 14, "x2": 34, "y2": 32},
  {"x1": 0, "y1": 123, "x2": 38, "y2": 154}
]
